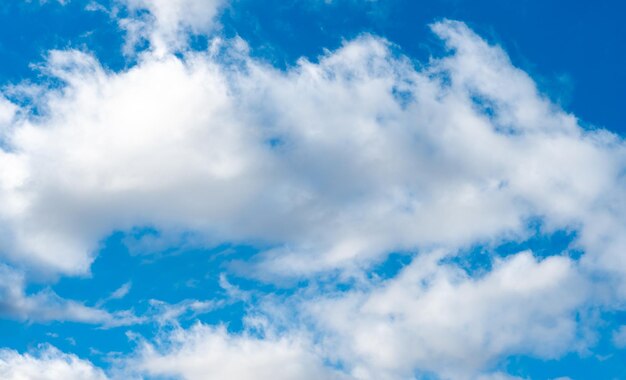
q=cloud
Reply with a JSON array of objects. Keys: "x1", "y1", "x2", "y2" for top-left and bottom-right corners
[
  {"x1": 1, "y1": 19, "x2": 623, "y2": 283},
  {"x1": 130, "y1": 323, "x2": 346, "y2": 380},
  {"x1": 124, "y1": 250, "x2": 586, "y2": 379},
  {"x1": 0, "y1": 97, "x2": 16, "y2": 129},
  {"x1": 109, "y1": 281, "x2": 132, "y2": 300},
  {"x1": 146, "y1": 298, "x2": 223, "y2": 325},
  {"x1": 0, "y1": 345, "x2": 107, "y2": 380},
  {"x1": 302, "y1": 251, "x2": 589, "y2": 379},
  {"x1": 0, "y1": 264, "x2": 139, "y2": 326},
  {"x1": 118, "y1": 0, "x2": 227, "y2": 55},
  {"x1": 613, "y1": 326, "x2": 626, "y2": 349}
]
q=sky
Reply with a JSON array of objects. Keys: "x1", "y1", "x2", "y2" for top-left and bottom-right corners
[{"x1": 0, "y1": 1, "x2": 625, "y2": 379}]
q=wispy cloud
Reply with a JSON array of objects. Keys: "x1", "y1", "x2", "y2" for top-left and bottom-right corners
[{"x1": 0, "y1": 265, "x2": 140, "y2": 327}]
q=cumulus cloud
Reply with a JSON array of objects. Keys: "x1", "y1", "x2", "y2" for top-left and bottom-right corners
[
  {"x1": 125, "y1": 251, "x2": 586, "y2": 380},
  {"x1": 0, "y1": 97, "x2": 16, "y2": 129},
  {"x1": 1, "y1": 20, "x2": 624, "y2": 281},
  {"x1": 131, "y1": 323, "x2": 345, "y2": 380},
  {"x1": 303, "y1": 251, "x2": 588, "y2": 379},
  {"x1": 0, "y1": 346, "x2": 107, "y2": 380}
]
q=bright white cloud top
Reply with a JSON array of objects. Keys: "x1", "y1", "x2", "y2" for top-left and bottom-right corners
[
  {"x1": 0, "y1": 1, "x2": 624, "y2": 379},
  {"x1": 0, "y1": 346, "x2": 107, "y2": 380}
]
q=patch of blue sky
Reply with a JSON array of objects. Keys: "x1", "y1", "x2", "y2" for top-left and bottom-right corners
[
  {"x1": 0, "y1": 318, "x2": 132, "y2": 370},
  {"x1": 438, "y1": 218, "x2": 578, "y2": 280},
  {"x1": 0, "y1": 1, "x2": 126, "y2": 84},
  {"x1": 369, "y1": 251, "x2": 415, "y2": 282},
  {"x1": 0, "y1": 230, "x2": 262, "y2": 368},
  {"x1": 504, "y1": 328, "x2": 626, "y2": 379}
]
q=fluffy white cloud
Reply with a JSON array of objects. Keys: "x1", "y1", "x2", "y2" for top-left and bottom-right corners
[
  {"x1": 302, "y1": 251, "x2": 588, "y2": 379},
  {"x1": 0, "y1": 346, "x2": 107, "y2": 380},
  {"x1": 131, "y1": 323, "x2": 345, "y2": 380},
  {"x1": 125, "y1": 251, "x2": 586, "y2": 380},
  {"x1": 0, "y1": 97, "x2": 16, "y2": 129},
  {"x1": 1, "y1": 20, "x2": 623, "y2": 281}
]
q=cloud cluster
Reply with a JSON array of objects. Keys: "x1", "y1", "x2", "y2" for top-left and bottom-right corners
[
  {"x1": 131, "y1": 251, "x2": 587, "y2": 379},
  {"x1": 0, "y1": 1, "x2": 625, "y2": 378},
  {"x1": 0, "y1": 346, "x2": 107, "y2": 380},
  {"x1": 1, "y1": 21, "x2": 624, "y2": 281},
  {"x1": 131, "y1": 323, "x2": 345, "y2": 380},
  {"x1": 303, "y1": 251, "x2": 588, "y2": 379}
]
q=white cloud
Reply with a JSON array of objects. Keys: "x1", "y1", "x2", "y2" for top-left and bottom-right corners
[
  {"x1": 0, "y1": 345, "x2": 107, "y2": 380},
  {"x1": 131, "y1": 323, "x2": 346, "y2": 380},
  {"x1": 125, "y1": 251, "x2": 585, "y2": 380},
  {"x1": 109, "y1": 281, "x2": 132, "y2": 300},
  {"x1": 146, "y1": 298, "x2": 223, "y2": 325},
  {"x1": 1, "y1": 19, "x2": 623, "y2": 282},
  {"x1": 302, "y1": 251, "x2": 588, "y2": 379},
  {"x1": 0, "y1": 264, "x2": 139, "y2": 326},
  {"x1": 0, "y1": 97, "x2": 16, "y2": 129},
  {"x1": 118, "y1": 0, "x2": 226, "y2": 55},
  {"x1": 613, "y1": 325, "x2": 626, "y2": 349}
]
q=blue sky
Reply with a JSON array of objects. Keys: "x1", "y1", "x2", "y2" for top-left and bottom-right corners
[{"x1": 0, "y1": 1, "x2": 625, "y2": 379}]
